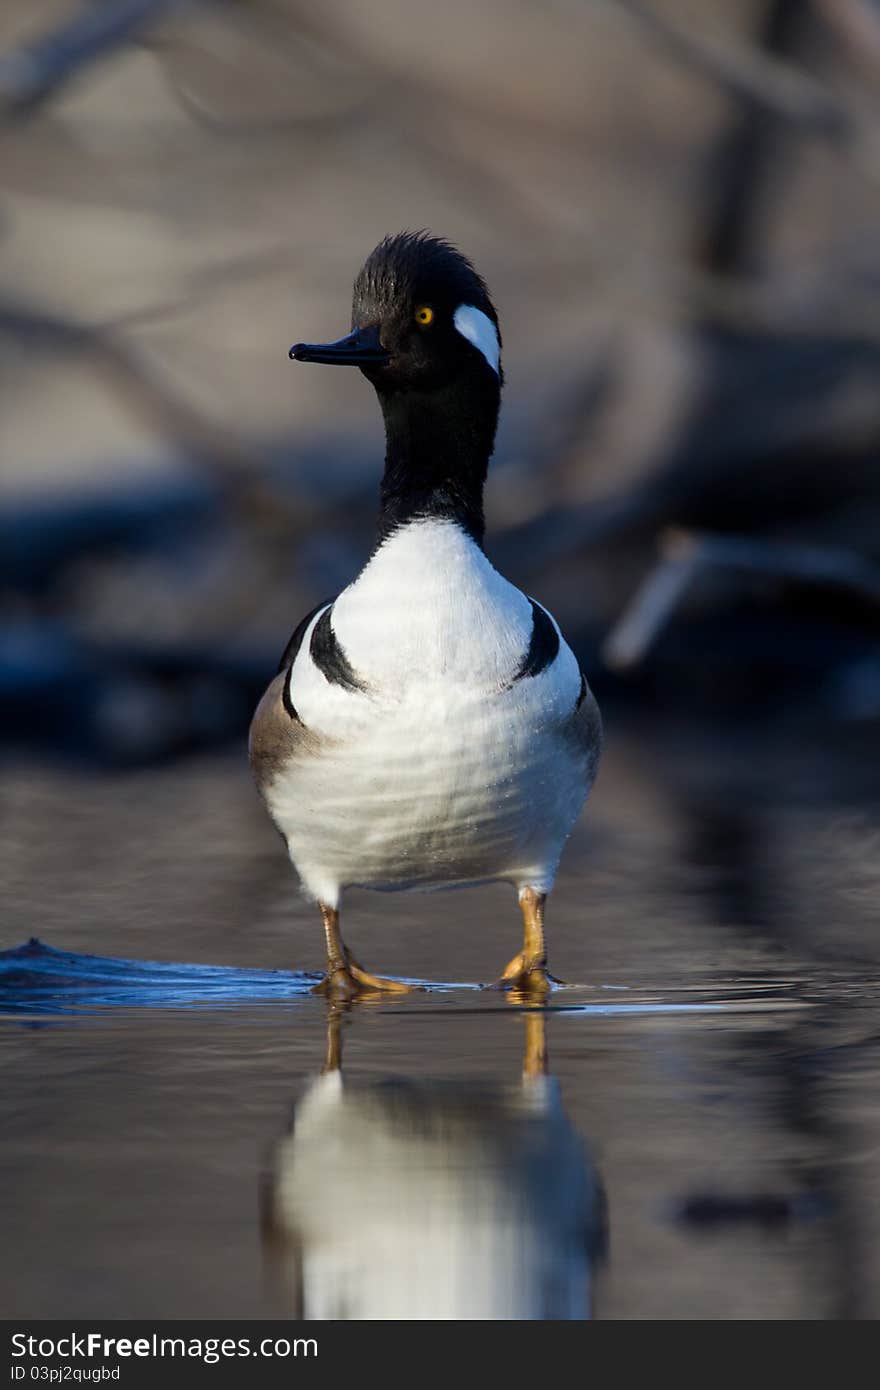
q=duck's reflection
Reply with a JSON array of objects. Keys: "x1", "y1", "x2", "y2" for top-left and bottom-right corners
[{"x1": 262, "y1": 1010, "x2": 606, "y2": 1320}]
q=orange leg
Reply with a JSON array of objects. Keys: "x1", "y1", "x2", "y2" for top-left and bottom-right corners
[
  {"x1": 312, "y1": 903, "x2": 417, "y2": 999},
  {"x1": 494, "y1": 887, "x2": 561, "y2": 995}
]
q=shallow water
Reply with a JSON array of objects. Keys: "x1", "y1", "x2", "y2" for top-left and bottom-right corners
[{"x1": 2, "y1": 714, "x2": 880, "y2": 1319}]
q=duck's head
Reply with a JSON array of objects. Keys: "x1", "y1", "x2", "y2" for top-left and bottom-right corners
[{"x1": 289, "y1": 232, "x2": 502, "y2": 394}]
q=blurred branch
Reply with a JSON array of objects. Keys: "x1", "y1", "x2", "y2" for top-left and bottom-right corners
[
  {"x1": 493, "y1": 484, "x2": 663, "y2": 579},
  {"x1": 144, "y1": 6, "x2": 384, "y2": 136},
  {"x1": 695, "y1": 0, "x2": 810, "y2": 277},
  {"x1": 97, "y1": 242, "x2": 305, "y2": 331},
  {"x1": 611, "y1": 0, "x2": 880, "y2": 177},
  {"x1": 602, "y1": 534, "x2": 704, "y2": 672},
  {"x1": 603, "y1": 528, "x2": 880, "y2": 671},
  {"x1": 814, "y1": 0, "x2": 880, "y2": 77},
  {"x1": 248, "y1": 0, "x2": 606, "y2": 146},
  {"x1": 0, "y1": 0, "x2": 194, "y2": 118},
  {"x1": 0, "y1": 295, "x2": 287, "y2": 525},
  {"x1": 155, "y1": 63, "x2": 371, "y2": 135},
  {"x1": 667, "y1": 262, "x2": 880, "y2": 340}
]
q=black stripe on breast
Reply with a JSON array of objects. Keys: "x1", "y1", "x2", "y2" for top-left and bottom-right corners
[
  {"x1": 510, "y1": 599, "x2": 560, "y2": 684},
  {"x1": 309, "y1": 605, "x2": 368, "y2": 693},
  {"x1": 277, "y1": 599, "x2": 333, "y2": 674},
  {"x1": 282, "y1": 667, "x2": 302, "y2": 723},
  {"x1": 278, "y1": 601, "x2": 333, "y2": 723}
]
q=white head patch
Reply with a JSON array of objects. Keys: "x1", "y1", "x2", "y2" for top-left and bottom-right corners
[{"x1": 453, "y1": 304, "x2": 500, "y2": 376}]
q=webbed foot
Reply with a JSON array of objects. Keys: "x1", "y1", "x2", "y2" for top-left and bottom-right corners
[
  {"x1": 312, "y1": 948, "x2": 418, "y2": 999},
  {"x1": 490, "y1": 949, "x2": 562, "y2": 996}
]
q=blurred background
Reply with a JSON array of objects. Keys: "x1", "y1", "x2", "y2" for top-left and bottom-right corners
[
  {"x1": 3, "y1": 0, "x2": 880, "y2": 1321},
  {"x1": 4, "y1": 0, "x2": 880, "y2": 767}
]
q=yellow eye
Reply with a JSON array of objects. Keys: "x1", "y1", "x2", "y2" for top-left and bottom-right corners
[{"x1": 415, "y1": 305, "x2": 434, "y2": 327}]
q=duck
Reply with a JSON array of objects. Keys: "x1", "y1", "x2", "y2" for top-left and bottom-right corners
[{"x1": 249, "y1": 232, "x2": 602, "y2": 997}]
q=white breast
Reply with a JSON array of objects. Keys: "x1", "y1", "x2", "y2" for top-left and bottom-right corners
[
  {"x1": 286, "y1": 519, "x2": 554, "y2": 733},
  {"x1": 330, "y1": 518, "x2": 533, "y2": 692},
  {"x1": 274, "y1": 519, "x2": 591, "y2": 905}
]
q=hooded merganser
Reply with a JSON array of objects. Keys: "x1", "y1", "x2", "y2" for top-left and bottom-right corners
[{"x1": 249, "y1": 233, "x2": 602, "y2": 997}]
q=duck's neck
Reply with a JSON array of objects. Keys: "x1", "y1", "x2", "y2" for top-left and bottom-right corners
[{"x1": 375, "y1": 374, "x2": 500, "y2": 547}]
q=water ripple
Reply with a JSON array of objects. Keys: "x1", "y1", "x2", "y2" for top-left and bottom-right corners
[{"x1": 0, "y1": 938, "x2": 320, "y2": 1016}]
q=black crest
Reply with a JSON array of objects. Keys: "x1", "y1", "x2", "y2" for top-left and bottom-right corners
[{"x1": 353, "y1": 232, "x2": 499, "y2": 337}]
